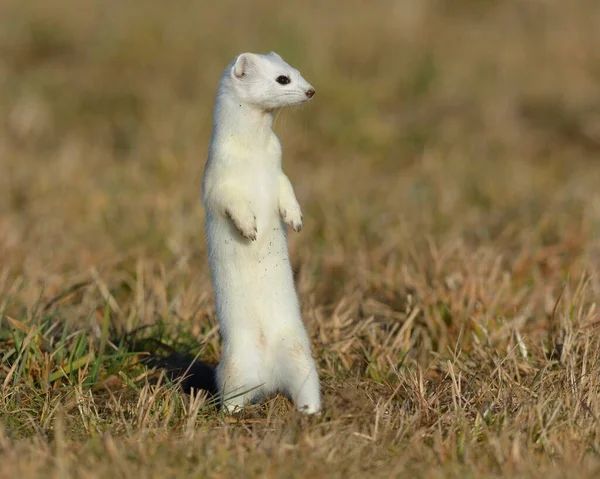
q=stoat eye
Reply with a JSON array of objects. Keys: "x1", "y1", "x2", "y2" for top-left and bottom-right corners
[{"x1": 276, "y1": 75, "x2": 291, "y2": 85}]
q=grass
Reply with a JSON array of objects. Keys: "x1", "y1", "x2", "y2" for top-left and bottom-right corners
[{"x1": 1, "y1": 0, "x2": 600, "y2": 477}]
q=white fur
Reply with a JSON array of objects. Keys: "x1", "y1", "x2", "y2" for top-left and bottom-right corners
[{"x1": 202, "y1": 52, "x2": 321, "y2": 414}]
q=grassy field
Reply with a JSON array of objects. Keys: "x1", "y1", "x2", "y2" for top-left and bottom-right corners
[{"x1": 1, "y1": 0, "x2": 600, "y2": 477}]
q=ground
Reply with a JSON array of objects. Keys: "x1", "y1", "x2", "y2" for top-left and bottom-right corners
[{"x1": 1, "y1": 0, "x2": 600, "y2": 477}]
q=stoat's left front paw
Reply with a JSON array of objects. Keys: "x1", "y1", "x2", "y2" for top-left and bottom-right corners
[{"x1": 281, "y1": 205, "x2": 303, "y2": 232}]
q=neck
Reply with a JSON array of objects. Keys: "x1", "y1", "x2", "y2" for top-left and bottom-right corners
[{"x1": 213, "y1": 89, "x2": 274, "y2": 146}]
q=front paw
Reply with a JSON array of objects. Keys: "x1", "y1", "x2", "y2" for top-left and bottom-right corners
[
  {"x1": 281, "y1": 206, "x2": 303, "y2": 232},
  {"x1": 225, "y1": 208, "x2": 258, "y2": 241}
]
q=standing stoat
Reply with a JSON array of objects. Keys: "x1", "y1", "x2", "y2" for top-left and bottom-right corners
[{"x1": 201, "y1": 51, "x2": 321, "y2": 414}]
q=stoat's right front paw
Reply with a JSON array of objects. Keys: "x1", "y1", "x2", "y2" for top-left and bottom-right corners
[{"x1": 225, "y1": 207, "x2": 258, "y2": 241}]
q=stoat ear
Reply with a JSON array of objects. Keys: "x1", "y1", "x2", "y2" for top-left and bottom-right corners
[
  {"x1": 233, "y1": 53, "x2": 253, "y2": 79},
  {"x1": 268, "y1": 51, "x2": 283, "y2": 61}
]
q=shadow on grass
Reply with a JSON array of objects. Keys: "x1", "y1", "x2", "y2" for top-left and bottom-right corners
[{"x1": 125, "y1": 334, "x2": 218, "y2": 398}]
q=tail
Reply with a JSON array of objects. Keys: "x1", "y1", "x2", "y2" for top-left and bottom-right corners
[
  {"x1": 125, "y1": 334, "x2": 218, "y2": 397},
  {"x1": 142, "y1": 351, "x2": 218, "y2": 396}
]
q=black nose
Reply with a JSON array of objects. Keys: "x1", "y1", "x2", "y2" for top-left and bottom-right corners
[{"x1": 306, "y1": 89, "x2": 315, "y2": 98}]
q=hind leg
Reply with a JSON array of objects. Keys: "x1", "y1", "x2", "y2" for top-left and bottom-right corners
[
  {"x1": 290, "y1": 366, "x2": 321, "y2": 414},
  {"x1": 278, "y1": 340, "x2": 321, "y2": 414},
  {"x1": 216, "y1": 354, "x2": 265, "y2": 414}
]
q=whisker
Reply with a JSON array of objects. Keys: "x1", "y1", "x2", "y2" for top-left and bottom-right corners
[{"x1": 274, "y1": 107, "x2": 284, "y2": 126}]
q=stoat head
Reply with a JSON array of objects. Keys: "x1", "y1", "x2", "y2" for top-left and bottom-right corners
[{"x1": 226, "y1": 51, "x2": 315, "y2": 110}]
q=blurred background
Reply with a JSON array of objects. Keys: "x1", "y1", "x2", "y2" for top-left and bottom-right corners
[
  {"x1": 0, "y1": 0, "x2": 599, "y2": 311},
  {"x1": 2, "y1": 3, "x2": 600, "y2": 472}
]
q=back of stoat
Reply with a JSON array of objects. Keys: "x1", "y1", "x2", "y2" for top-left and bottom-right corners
[{"x1": 202, "y1": 51, "x2": 321, "y2": 414}]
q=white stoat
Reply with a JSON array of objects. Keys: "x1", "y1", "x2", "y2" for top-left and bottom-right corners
[{"x1": 201, "y1": 51, "x2": 321, "y2": 414}]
